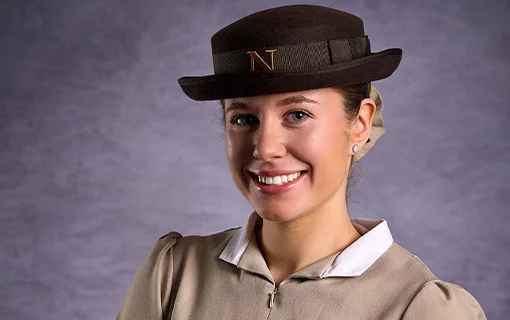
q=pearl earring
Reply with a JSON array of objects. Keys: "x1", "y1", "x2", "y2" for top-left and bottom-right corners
[{"x1": 352, "y1": 144, "x2": 359, "y2": 153}]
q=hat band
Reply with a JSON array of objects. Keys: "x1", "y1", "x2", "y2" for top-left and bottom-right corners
[{"x1": 212, "y1": 36, "x2": 370, "y2": 74}]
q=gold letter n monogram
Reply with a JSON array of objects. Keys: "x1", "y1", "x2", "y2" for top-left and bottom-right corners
[{"x1": 247, "y1": 49, "x2": 277, "y2": 71}]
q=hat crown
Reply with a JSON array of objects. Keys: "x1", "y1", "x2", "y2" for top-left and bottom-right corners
[{"x1": 211, "y1": 5, "x2": 365, "y2": 54}]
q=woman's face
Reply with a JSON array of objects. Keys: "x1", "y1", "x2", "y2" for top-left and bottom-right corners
[{"x1": 224, "y1": 87, "x2": 362, "y2": 223}]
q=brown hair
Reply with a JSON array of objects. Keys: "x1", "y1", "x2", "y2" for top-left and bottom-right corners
[{"x1": 217, "y1": 82, "x2": 371, "y2": 205}]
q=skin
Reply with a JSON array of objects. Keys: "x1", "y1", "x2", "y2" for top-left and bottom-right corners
[{"x1": 224, "y1": 87, "x2": 377, "y2": 286}]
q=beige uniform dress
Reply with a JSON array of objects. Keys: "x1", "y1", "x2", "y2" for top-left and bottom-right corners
[{"x1": 117, "y1": 212, "x2": 487, "y2": 319}]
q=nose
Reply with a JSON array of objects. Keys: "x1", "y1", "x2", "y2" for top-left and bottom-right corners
[{"x1": 252, "y1": 118, "x2": 286, "y2": 161}]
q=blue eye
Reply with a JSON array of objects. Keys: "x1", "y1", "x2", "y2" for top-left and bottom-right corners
[{"x1": 288, "y1": 110, "x2": 309, "y2": 122}]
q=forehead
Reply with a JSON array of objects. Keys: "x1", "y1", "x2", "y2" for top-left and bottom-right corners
[{"x1": 224, "y1": 87, "x2": 340, "y2": 112}]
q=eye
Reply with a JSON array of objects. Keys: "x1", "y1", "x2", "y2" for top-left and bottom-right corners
[
  {"x1": 230, "y1": 114, "x2": 258, "y2": 126},
  {"x1": 286, "y1": 110, "x2": 310, "y2": 123}
]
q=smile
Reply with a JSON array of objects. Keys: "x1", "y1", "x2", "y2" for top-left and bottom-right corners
[
  {"x1": 256, "y1": 171, "x2": 302, "y2": 186},
  {"x1": 249, "y1": 171, "x2": 307, "y2": 195}
]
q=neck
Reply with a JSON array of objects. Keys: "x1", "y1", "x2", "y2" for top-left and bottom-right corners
[{"x1": 255, "y1": 199, "x2": 362, "y2": 283}]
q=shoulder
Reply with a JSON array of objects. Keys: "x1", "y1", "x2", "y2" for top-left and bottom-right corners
[
  {"x1": 402, "y1": 279, "x2": 487, "y2": 319},
  {"x1": 138, "y1": 227, "x2": 239, "y2": 278},
  {"x1": 377, "y1": 243, "x2": 486, "y2": 318},
  {"x1": 117, "y1": 228, "x2": 240, "y2": 319},
  {"x1": 375, "y1": 242, "x2": 438, "y2": 282},
  {"x1": 136, "y1": 231, "x2": 183, "y2": 272},
  {"x1": 154, "y1": 227, "x2": 239, "y2": 260},
  {"x1": 386, "y1": 243, "x2": 486, "y2": 319},
  {"x1": 156, "y1": 231, "x2": 183, "y2": 250}
]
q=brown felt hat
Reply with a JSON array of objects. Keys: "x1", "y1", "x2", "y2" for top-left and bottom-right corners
[{"x1": 178, "y1": 4, "x2": 402, "y2": 162}]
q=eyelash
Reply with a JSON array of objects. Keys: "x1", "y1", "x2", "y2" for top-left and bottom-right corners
[{"x1": 229, "y1": 109, "x2": 311, "y2": 126}]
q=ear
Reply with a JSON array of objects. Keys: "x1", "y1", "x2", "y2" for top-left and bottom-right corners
[{"x1": 350, "y1": 98, "x2": 377, "y2": 149}]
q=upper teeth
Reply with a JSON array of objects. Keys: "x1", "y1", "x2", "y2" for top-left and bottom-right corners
[{"x1": 257, "y1": 172, "x2": 302, "y2": 185}]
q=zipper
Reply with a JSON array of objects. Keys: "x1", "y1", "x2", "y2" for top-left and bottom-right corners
[
  {"x1": 266, "y1": 286, "x2": 278, "y2": 319},
  {"x1": 269, "y1": 286, "x2": 278, "y2": 308}
]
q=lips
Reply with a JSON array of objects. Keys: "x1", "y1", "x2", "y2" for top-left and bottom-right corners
[{"x1": 248, "y1": 170, "x2": 307, "y2": 195}]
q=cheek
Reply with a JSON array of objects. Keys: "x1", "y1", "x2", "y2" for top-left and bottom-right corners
[
  {"x1": 293, "y1": 121, "x2": 347, "y2": 165},
  {"x1": 225, "y1": 132, "x2": 251, "y2": 168},
  {"x1": 225, "y1": 135, "x2": 234, "y2": 160}
]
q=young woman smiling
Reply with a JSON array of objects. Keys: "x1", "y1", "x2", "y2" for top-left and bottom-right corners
[
  {"x1": 222, "y1": 86, "x2": 373, "y2": 286},
  {"x1": 117, "y1": 5, "x2": 486, "y2": 319}
]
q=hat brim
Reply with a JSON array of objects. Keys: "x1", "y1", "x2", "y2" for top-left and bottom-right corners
[{"x1": 178, "y1": 48, "x2": 402, "y2": 101}]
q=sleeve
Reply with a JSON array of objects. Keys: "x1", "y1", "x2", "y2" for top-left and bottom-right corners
[
  {"x1": 116, "y1": 231, "x2": 182, "y2": 320},
  {"x1": 402, "y1": 280, "x2": 487, "y2": 320}
]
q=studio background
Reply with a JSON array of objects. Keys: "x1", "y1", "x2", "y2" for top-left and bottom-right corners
[{"x1": 1, "y1": 0, "x2": 509, "y2": 319}]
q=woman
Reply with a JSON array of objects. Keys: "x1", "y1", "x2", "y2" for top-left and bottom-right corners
[{"x1": 117, "y1": 5, "x2": 486, "y2": 319}]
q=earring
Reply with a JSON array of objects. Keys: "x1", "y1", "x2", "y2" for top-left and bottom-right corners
[{"x1": 352, "y1": 144, "x2": 359, "y2": 153}]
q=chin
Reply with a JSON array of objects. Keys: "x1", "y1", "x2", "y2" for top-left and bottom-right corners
[{"x1": 254, "y1": 205, "x2": 308, "y2": 223}]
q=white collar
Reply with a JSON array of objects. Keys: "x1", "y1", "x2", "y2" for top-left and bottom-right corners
[{"x1": 219, "y1": 211, "x2": 394, "y2": 277}]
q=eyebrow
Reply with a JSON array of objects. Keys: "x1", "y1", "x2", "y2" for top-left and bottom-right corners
[{"x1": 225, "y1": 95, "x2": 318, "y2": 113}]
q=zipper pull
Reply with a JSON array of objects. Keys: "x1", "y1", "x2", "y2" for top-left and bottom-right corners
[{"x1": 269, "y1": 287, "x2": 278, "y2": 308}]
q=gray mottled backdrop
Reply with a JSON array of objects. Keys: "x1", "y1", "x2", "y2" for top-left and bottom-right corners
[{"x1": 1, "y1": 0, "x2": 509, "y2": 319}]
